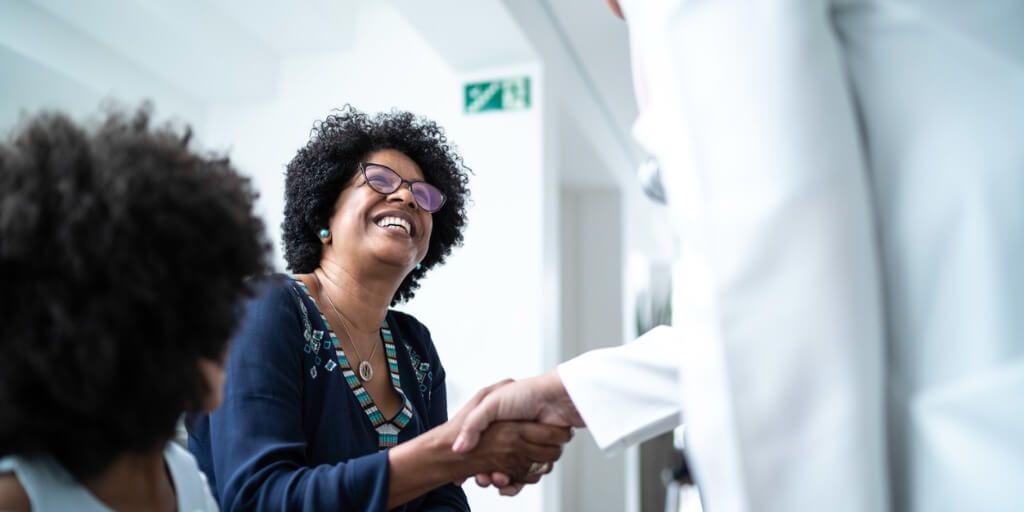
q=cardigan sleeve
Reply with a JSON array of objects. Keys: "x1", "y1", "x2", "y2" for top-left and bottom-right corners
[
  {"x1": 207, "y1": 279, "x2": 391, "y2": 512},
  {"x1": 400, "y1": 319, "x2": 470, "y2": 511}
]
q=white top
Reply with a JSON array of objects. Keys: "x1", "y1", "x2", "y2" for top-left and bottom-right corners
[
  {"x1": 0, "y1": 443, "x2": 219, "y2": 512},
  {"x1": 559, "y1": 0, "x2": 1024, "y2": 511}
]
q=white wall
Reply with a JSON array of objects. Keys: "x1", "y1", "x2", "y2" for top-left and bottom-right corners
[{"x1": 560, "y1": 187, "x2": 629, "y2": 512}]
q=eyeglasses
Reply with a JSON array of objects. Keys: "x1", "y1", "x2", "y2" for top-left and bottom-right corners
[{"x1": 360, "y1": 163, "x2": 447, "y2": 213}]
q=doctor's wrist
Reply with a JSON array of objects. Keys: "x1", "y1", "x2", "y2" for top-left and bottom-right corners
[{"x1": 537, "y1": 370, "x2": 585, "y2": 428}]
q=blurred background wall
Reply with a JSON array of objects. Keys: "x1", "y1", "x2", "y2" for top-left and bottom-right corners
[{"x1": 0, "y1": 1, "x2": 678, "y2": 510}]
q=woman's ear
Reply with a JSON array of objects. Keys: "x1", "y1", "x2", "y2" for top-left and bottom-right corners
[{"x1": 197, "y1": 358, "x2": 226, "y2": 412}]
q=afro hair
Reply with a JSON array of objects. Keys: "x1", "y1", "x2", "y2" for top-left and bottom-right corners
[{"x1": 0, "y1": 104, "x2": 271, "y2": 480}]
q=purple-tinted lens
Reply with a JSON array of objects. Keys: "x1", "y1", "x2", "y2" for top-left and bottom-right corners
[
  {"x1": 364, "y1": 163, "x2": 445, "y2": 212},
  {"x1": 411, "y1": 182, "x2": 446, "y2": 212},
  {"x1": 364, "y1": 165, "x2": 401, "y2": 193}
]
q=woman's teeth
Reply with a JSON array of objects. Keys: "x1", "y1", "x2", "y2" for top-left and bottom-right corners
[{"x1": 376, "y1": 216, "x2": 411, "y2": 235}]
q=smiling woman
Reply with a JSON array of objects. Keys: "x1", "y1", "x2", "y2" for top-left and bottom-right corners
[
  {"x1": 282, "y1": 106, "x2": 470, "y2": 305},
  {"x1": 187, "y1": 106, "x2": 570, "y2": 511}
]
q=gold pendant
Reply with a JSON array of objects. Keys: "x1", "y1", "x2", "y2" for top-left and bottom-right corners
[{"x1": 358, "y1": 360, "x2": 374, "y2": 382}]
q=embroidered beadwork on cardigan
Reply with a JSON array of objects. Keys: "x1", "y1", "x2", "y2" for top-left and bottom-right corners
[
  {"x1": 290, "y1": 283, "x2": 331, "y2": 380},
  {"x1": 403, "y1": 340, "x2": 432, "y2": 406},
  {"x1": 293, "y1": 278, "x2": 414, "y2": 449}
]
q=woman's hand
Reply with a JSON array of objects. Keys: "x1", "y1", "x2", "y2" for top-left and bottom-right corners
[
  {"x1": 445, "y1": 379, "x2": 571, "y2": 495},
  {"x1": 457, "y1": 420, "x2": 568, "y2": 484},
  {"x1": 387, "y1": 379, "x2": 570, "y2": 508},
  {"x1": 448, "y1": 372, "x2": 582, "y2": 496}
]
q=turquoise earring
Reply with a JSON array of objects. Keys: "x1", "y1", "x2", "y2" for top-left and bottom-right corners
[
  {"x1": 416, "y1": 263, "x2": 422, "y2": 271},
  {"x1": 318, "y1": 228, "x2": 330, "y2": 239}
]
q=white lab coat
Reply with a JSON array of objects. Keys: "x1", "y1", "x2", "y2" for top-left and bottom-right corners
[{"x1": 558, "y1": 1, "x2": 1024, "y2": 511}]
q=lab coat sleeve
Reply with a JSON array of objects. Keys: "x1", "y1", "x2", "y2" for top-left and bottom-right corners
[
  {"x1": 610, "y1": 1, "x2": 888, "y2": 511},
  {"x1": 558, "y1": 325, "x2": 683, "y2": 453}
]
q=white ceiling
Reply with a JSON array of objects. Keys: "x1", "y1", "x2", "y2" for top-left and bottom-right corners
[
  {"x1": 389, "y1": 0, "x2": 536, "y2": 71},
  {"x1": 6, "y1": 0, "x2": 640, "y2": 170},
  {"x1": 543, "y1": 0, "x2": 638, "y2": 155},
  {"x1": 207, "y1": 0, "x2": 356, "y2": 56},
  {"x1": 21, "y1": 0, "x2": 360, "y2": 104}
]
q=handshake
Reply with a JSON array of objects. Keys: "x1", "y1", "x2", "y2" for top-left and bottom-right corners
[
  {"x1": 450, "y1": 371, "x2": 586, "y2": 495},
  {"x1": 388, "y1": 370, "x2": 585, "y2": 501}
]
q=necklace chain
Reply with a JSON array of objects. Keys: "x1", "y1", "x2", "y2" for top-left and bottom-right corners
[{"x1": 313, "y1": 272, "x2": 380, "y2": 381}]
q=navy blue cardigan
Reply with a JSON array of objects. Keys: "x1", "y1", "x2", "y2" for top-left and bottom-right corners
[{"x1": 188, "y1": 275, "x2": 469, "y2": 511}]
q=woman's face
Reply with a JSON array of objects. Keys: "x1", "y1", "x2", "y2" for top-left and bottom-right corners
[{"x1": 326, "y1": 149, "x2": 433, "y2": 273}]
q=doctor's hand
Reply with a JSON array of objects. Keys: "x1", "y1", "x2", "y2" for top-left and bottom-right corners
[
  {"x1": 388, "y1": 379, "x2": 569, "y2": 507},
  {"x1": 443, "y1": 380, "x2": 571, "y2": 489},
  {"x1": 450, "y1": 371, "x2": 584, "y2": 495},
  {"x1": 453, "y1": 370, "x2": 584, "y2": 454},
  {"x1": 454, "y1": 420, "x2": 567, "y2": 490}
]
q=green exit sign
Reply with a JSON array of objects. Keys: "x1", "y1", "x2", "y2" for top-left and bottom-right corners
[{"x1": 464, "y1": 76, "x2": 531, "y2": 114}]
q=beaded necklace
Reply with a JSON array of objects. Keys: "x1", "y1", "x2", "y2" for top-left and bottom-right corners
[{"x1": 294, "y1": 277, "x2": 413, "y2": 449}]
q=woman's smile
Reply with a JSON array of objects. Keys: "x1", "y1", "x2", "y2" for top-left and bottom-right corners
[{"x1": 371, "y1": 210, "x2": 417, "y2": 238}]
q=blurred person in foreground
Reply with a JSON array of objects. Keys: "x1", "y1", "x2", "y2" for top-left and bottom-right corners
[
  {"x1": 0, "y1": 105, "x2": 271, "y2": 511},
  {"x1": 187, "y1": 106, "x2": 569, "y2": 511},
  {"x1": 453, "y1": 1, "x2": 1024, "y2": 510}
]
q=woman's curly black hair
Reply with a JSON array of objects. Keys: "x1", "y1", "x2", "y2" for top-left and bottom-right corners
[
  {"x1": 282, "y1": 105, "x2": 471, "y2": 305},
  {"x1": 0, "y1": 105, "x2": 271, "y2": 481}
]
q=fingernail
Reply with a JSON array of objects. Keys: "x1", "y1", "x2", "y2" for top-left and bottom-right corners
[{"x1": 452, "y1": 436, "x2": 466, "y2": 453}]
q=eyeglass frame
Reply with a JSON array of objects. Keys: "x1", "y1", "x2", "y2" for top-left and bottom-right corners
[{"x1": 359, "y1": 162, "x2": 447, "y2": 213}]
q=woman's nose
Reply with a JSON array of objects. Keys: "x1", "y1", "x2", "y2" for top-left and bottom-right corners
[{"x1": 386, "y1": 184, "x2": 418, "y2": 209}]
